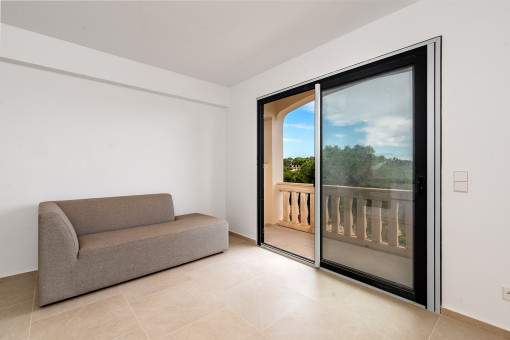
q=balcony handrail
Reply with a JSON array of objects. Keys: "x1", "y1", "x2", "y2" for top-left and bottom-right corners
[{"x1": 275, "y1": 182, "x2": 413, "y2": 258}]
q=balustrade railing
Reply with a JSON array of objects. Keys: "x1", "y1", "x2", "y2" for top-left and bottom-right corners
[
  {"x1": 323, "y1": 185, "x2": 412, "y2": 258},
  {"x1": 275, "y1": 182, "x2": 413, "y2": 257},
  {"x1": 275, "y1": 182, "x2": 315, "y2": 233}
]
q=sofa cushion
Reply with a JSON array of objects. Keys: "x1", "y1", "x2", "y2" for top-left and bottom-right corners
[
  {"x1": 55, "y1": 193, "x2": 175, "y2": 236},
  {"x1": 76, "y1": 213, "x2": 229, "y2": 294},
  {"x1": 78, "y1": 213, "x2": 225, "y2": 253}
]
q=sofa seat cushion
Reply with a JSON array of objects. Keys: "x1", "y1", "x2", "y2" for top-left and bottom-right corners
[
  {"x1": 79, "y1": 213, "x2": 225, "y2": 253},
  {"x1": 75, "y1": 213, "x2": 228, "y2": 294}
]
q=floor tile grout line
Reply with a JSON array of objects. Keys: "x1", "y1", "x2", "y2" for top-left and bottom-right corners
[
  {"x1": 158, "y1": 306, "x2": 230, "y2": 339},
  {"x1": 220, "y1": 305, "x2": 267, "y2": 337},
  {"x1": 126, "y1": 278, "x2": 192, "y2": 304},
  {"x1": 427, "y1": 314, "x2": 441, "y2": 340},
  {"x1": 111, "y1": 324, "x2": 145, "y2": 340},
  {"x1": 27, "y1": 279, "x2": 37, "y2": 339},
  {"x1": 30, "y1": 290, "x2": 123, "y2": 323},
  {"x1": 123, "y1": 293, "x2": 151, "y2": 339}
]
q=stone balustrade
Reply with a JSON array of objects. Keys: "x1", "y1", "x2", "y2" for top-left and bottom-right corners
[
  {"x1": 275, "y1": 182, "x2": 315, "y2": 233},
  {"x1": 276, "y1": 182, "x2": 413, "y2": 257},
  {"x1": 323, "y1": 185, "x2": 413, "y2": 258}
]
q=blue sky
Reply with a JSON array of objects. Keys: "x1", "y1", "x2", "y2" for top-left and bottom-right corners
[
  {"x1": 283, "y1": 67, "x2": 413, "y2": 160},
  {"x1": 283, "y1": 102, "x2": 315, "y2": 158}
]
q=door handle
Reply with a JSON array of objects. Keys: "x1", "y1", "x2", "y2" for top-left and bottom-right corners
[{"x1": 417, "y1": 176, "x2": 425, "y2": 193}]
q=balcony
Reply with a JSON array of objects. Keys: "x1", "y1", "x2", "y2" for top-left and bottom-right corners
[{"x1": 266, "y1": 182, "x2": 413, "y2": 286}]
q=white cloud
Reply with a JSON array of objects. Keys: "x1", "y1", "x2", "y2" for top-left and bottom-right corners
[
  {"x1": 284, "y1": 123, "x2": 313, "y2": 130},
  {"x1": 284, "y1": 138, "x2": 299, "y2": 142},
  {"x1": 322, "y1": 68, "x2": 413, "y2": 148},
  {"x1": 302, "y1": 101, "x2": 315, "y2": 113},
  {"x1": 335, "y1": 134, "x2": 345, "y2": 138}
]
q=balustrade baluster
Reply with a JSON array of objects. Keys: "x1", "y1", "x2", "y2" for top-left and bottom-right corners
[
  {"x1": 291, "y1": 191, "x2": 299, "y2": 224},
  {"x1": 283, "y1": 191, "x2": 290, "y2": 222},
  {"x1": 371, "y1": 200, "x2": 382, "y2": 243},
  {"x1": 330, "y1": 195, "x2": 340, "y2": 233},
  {"x1": 356, "y1": 198, "x2": 367, "y2": 239},
  {"x1": 405, "y1": 202, "x2": 413, "y2": 250},
  {"x1": 388, "y1": 201, "x2": 399, "y2": 246},
  {"x1": 310, "y1": 193, "x2": 315, "y2": 228},
  {"x1": 323, "y1": 194, "x2": 330, "y2": 230},
  {"x1": 344, "y1": 197, "x2": 353, "y2": 236},
  {"x1": 302, "y1": 192, "x2": 309, "y2": 226}
]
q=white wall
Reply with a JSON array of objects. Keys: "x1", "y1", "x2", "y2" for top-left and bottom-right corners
[
  {"x1": 0, "y1": 60, "x2": 226, "y2": 278},
  {"x1": 0, "y1": 24, "x2": 229, "y2": 107},
  {"x1": 226, "y1": 0, "x2": 510, "y2": 331}
]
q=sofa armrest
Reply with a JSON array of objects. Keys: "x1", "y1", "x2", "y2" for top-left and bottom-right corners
[{"x1": 38, "y1": 202, "x2": 79, "y2": 306}]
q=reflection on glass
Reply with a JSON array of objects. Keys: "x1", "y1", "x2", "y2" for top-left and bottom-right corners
[{"x1": 321, "y1": 67, "x2": 414, "y2": 287}]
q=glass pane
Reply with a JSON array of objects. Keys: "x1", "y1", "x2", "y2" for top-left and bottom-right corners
[
  {"x1": 263, "y1": 90, "x2": 315, "y2": 261},
  {"x1": 321, "y1": 67, "x2": 414, "y2": 287}
]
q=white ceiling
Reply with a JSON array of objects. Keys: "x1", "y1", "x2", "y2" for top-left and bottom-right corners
[{"x1": 1, "y1": 1, "x2": 417, "y2": 86}]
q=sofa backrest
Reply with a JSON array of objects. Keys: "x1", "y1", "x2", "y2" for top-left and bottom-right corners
[{"x1": 54, "y1": 194, "x2": 175, "y2": 236}]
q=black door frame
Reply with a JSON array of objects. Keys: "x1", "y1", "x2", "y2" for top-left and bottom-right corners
[
  {"x1": 318, "y1": 46, "x2": 428, "y2": 305},
  {"x1": 256, "y1": 83, "x2": 315, "y2": 262},
  {"x1": 257, "y1": 43, "x2": 438, "y2": 308}
]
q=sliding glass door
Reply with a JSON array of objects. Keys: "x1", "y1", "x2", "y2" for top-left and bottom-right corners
[
  {"x1": 319, "y1": 46, "x2": 428, "y2": 304},
  {"x1": 258, "y1": 43, "x2": 438, "y2": 307}
]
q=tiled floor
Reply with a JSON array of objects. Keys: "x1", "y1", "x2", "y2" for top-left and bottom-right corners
[
  {"x1": 264, "y1": 224, "x2": 314, "y2": 260},
  {"x1": 0, "y1": 235, "x2": 506, "y2": 339},
  {"x1": 264, "y1": 224, "x2": 412, "y2": 286}
]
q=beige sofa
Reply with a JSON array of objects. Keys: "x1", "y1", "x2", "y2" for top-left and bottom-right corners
[{"x1": 38, "y1": 193, "x2": 228, "y2": 306}]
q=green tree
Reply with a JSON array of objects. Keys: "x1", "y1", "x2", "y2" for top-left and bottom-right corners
[
  {"x1": 322, "y1": 144, "x2": 376, "y2": 187},
  {"x1": 283, "y1": 146, "x2": 411, "y2": 189}
]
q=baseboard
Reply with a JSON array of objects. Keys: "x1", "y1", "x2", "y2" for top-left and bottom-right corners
[
  {"x1": 228, "y1": 231, "x2": 257, "y2": 245},
  {"x1": 0, "y1": 270, "x2": 37, "y2": 285},
  {"x1": 441, "y1": 307, "x2": 510, "y2": 339}
]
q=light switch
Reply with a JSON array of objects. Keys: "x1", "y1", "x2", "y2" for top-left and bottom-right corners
[
  {"x1": 454, "y1": 181, "x2": 468, "y2": 193},
  {"x1": 453, "y1": 171, "x2": 468, "y2": 193},
  {"x1": 453, "y1": 171, "x2": 468, "y2": 182}
]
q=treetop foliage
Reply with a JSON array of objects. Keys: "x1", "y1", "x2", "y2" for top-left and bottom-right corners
[{"x1": 284, "y1": 144, "x2": 412, "y2": 189}]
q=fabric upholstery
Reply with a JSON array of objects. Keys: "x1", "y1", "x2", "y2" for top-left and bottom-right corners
[
  {"x1": 77, "y1": 214, "x2": 228, "y2": 294},
  {"x1": 38, "y1": 202, "x2": 79, "y2": 306},
  {"x1": 55, "y1": 193, "x2": 175, "y2": 236},
  {"x1": 37, "y1": 194, "x2": 228, "y2": 306}
]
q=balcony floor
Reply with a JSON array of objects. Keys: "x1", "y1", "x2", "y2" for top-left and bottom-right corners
[
  {"x1": 264, "y1": 224, "x2": 314, "y2": 260},
  {"x1": 264, "y1": 224, "x2": 412, "y2": 287}
]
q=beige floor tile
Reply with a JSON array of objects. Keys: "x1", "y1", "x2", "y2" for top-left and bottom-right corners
[
  {"x1": 112, "y1": 328, "x2": 149, "y2": 340},
  {"x1": 29, "y1": 294, "x2": 138, "y2": 340},
  {"x1": 430, "y1": 316, "x2": 506, "y2": 340},
  {"x1": 119, "y1": 267, "x2": 191, "y2": 301},
  {"x1": 130, "y1": 280, "x2": 225, "y2": 339},
  {"x1": 163, "y1": 307, "x2": 265, "y2": 340},
  {"x1": 263, "y1": 297, "x2": 388, "y2": 340},
  {"x1": 0, "y1": 277, "x2": 36, "y2": 308},
  {"x1": 227, "y1": 244, "x2": 274, "y2": 263},
  {"x1": 0, "y1": 301, "x2": 33, "y2": 340},
  {"x1": 0, "y1": 271, "x2": 36, "y2": 285},
  {"x1": 339, "y1": 287, "x2": 439, "y2": 340},
  {"x1": 244, "y1": 248, "x2": 310, "y2": 277},
  {"x1": 215, "y1": 276, "x2": 314, "y2": 330},
  {"x1": 32, "y1": 284, "x2": 122, "y2": 322},
  {"x1": 186, "y1": 260, "x2": 259, "y2": 293},
  {"x1": 267, "y1": 267, "x2": 361, "y2": 305},
  {"x1": 175, "y1": 251, "x2": 235, "y2": 272}
]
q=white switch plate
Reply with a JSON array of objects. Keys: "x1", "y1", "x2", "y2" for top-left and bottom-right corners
[
  {"x1": 503, "y1": 287, "x2": 510, "y2": 301},
  {"x1": 454, "y1": 181, "x2": 468, "y2": 193},
  {"x1": 453, "y1": 171, "x2": 468, "y2": 182}
]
